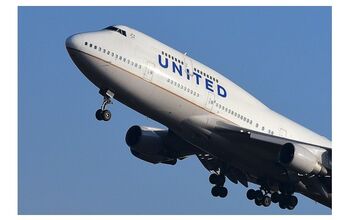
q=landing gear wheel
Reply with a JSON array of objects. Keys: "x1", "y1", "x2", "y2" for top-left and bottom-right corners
[
  {"x1": 211, "y1": 186, "x2": 220, "y2": 197},
  {"x1": 101, "y1": 110, "x2": 111, "y2": 121},
  {"x1": 254, "y1": 197, "x2": 263, "y2": 206},
  {"x1": 289, "y1": 195, "x2": 298, "y2": 207},
  {"x1": 271, "y1": 192, "x2": 280, "y2": 203},
  {"x1": 262, "y1": 196, "x2": 271, "y2": 207},
  {"x1": 286, "y1": 195, "x2": 298, "y2": 210},
  {"x1": 255, "y1": 190, "x2": 264, "y2": 200},
  {"x1": 209, "y1": 174, "x2": 218, "y2": 185},
  {"x1": 219, "y1": 187, "x2": 228, "y2": 198},
  {"x1": 246, "y1": 189, "x2": 256, "y2": 200},
  {"x1": 279, "y1": 196, "x2": 288, "y2": 209},
  {"x1": 95, "y1": 109, "x2": 103, "y2": 121}
]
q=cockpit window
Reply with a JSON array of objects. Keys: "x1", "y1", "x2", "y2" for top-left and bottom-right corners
[{"x1": 104, "y1": 26, "x2": 127, "y2": 37}]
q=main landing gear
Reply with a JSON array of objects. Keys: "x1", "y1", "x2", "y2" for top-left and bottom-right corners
[
  {"x1": 95, "y1": 91, "x2": 113, "y2": 121},
  {"x1": 246, "y1": 188, "x2": 272, "y2": 207},
  {"x1": 209, "y1": 173, "x2": 228, "y2": 198},
  {"x1": 246, "y1": 186, "x2": 298, "y2": 210}
]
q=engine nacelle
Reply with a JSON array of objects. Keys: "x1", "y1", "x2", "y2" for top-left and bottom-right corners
[
  {"x1": 279, "y1": 143, "x2": 327, "y2": 176},
  {"x1": 125, "y1": 125, "x2": 180, "y2": 164}
]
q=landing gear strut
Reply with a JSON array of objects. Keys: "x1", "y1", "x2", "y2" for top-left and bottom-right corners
[
  {"x1": 209, "y1": 173, "x2": 228, "y2": 198},
  {"x1": 96, "y1": 91, "x2": 113, "y2": 121}
]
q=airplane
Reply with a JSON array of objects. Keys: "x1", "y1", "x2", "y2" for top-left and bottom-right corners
[{"x1": 65, "y1": 25, "x2": 332, "y2": 210}]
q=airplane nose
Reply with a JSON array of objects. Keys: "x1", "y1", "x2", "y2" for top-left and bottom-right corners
[{"x1": 65, "y1": 33, "x2": 84, "y2": 50}]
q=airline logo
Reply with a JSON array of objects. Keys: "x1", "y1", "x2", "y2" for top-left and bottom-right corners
[{"x1": 158, "y1": 55, "x2": 227, "y2": 98}]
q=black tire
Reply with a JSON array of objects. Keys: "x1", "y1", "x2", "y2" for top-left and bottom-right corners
[
  {"x1": 211, "y1": 186, "x2": 220, "y2": 197},
  {"x1": 287, "y1": 195, "x2": 298, "y2": 210},
  {"x1": 219, "y1": 187, "x2": 228, "y2": 198},
  {"x1": 209, "y1": 174, "x2": 218, "y2": 185},
  {"x1": 216, "y1": 174, "x2": 225, "y2": 186},
  {"x1": 289, "y1": 195, "x2": 298, "y2": 207},
  {"x1": 102, "y1": 109, "x2": 111, "y2": 121},
  {"x1": 255, "y1": 197, "x2": 263, "y2": 206},
  {"x1": 255, "y1": 190, "x2": 264, "y2": 200},
  {"x1": 246, "y1": 189, "x2": 256, "y2": 200},
  {"x1": 95, "y1": 109, "x2": 103, "y2": 121},
  {"x1": 262, "y1": 196, "x2": 271, "y2": 207},
  {"x1": 279, "y1": 196, "x2": 287, "y2": 209},
  {"x1": 279, "y1": 201, "x2": 287, "y2": 209},
  {"x1": 271, "y1": 192, "x2": 280, "y2": 203}
]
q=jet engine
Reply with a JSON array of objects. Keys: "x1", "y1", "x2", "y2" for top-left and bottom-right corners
[
  {"x1": 279, "y1": 143, "x2": 327, "y2": 176},
  {"x1": 125, "y1": 125, "x2": 198, "y2": 165}
]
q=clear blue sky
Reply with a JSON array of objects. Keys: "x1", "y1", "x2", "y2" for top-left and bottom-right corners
[{"x1": 18, "y1": 6, "x2": 331, "y2": 214}]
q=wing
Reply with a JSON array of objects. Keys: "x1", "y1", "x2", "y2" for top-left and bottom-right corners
[{"x1": 181, "y1": 115, "x2": 331, "y2": 207}]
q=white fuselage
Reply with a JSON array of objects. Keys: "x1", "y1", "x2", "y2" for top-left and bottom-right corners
[{"x1": 66, "y1": 25, "x2": 331, "y2": 148}]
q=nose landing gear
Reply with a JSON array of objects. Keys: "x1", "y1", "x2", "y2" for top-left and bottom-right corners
[{"x1": 95, "y1": 90, "x2": 114, "y2": 121}]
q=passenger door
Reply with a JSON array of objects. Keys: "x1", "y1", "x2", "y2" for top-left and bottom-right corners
[
  {"x1": 205, "y1": 93, "x2": 215, "y2": 111},
  {"x1": 144, "y1": 62, "x2": 155, "y2": 82}
]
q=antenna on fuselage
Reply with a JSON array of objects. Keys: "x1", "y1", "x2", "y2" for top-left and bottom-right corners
[{"x1": 184, "y1": 52, "x2": 188, "y2": 56}]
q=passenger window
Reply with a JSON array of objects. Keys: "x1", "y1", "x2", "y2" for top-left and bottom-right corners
[
  {"x1": 107, "y1": 51, "x2": 110, "y2": 55},
  {"x1": 111, "y1": 52, "x2": 114, "y2": 57},
  {"x1": 89, "y1": 44, "x2": 92, "y2": 47},
  {"x1": 103, "y1": 49, "x2": 106, "y2": 53},
  {"x1": 85, "y1": 42, "x2": 88, "y2": 46},
  {"x1": 94, "y1": 45, "x2": 97, "y2": 49},
  {"x1": 99, "y1": 47, "x2": 101, "y2": 51},
  {"x1": 123, "y1": 58, "x2": 126, "y2": 62},
  {"x1": 127, "y1": 60, "x2": 130, "y2": 64}
]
